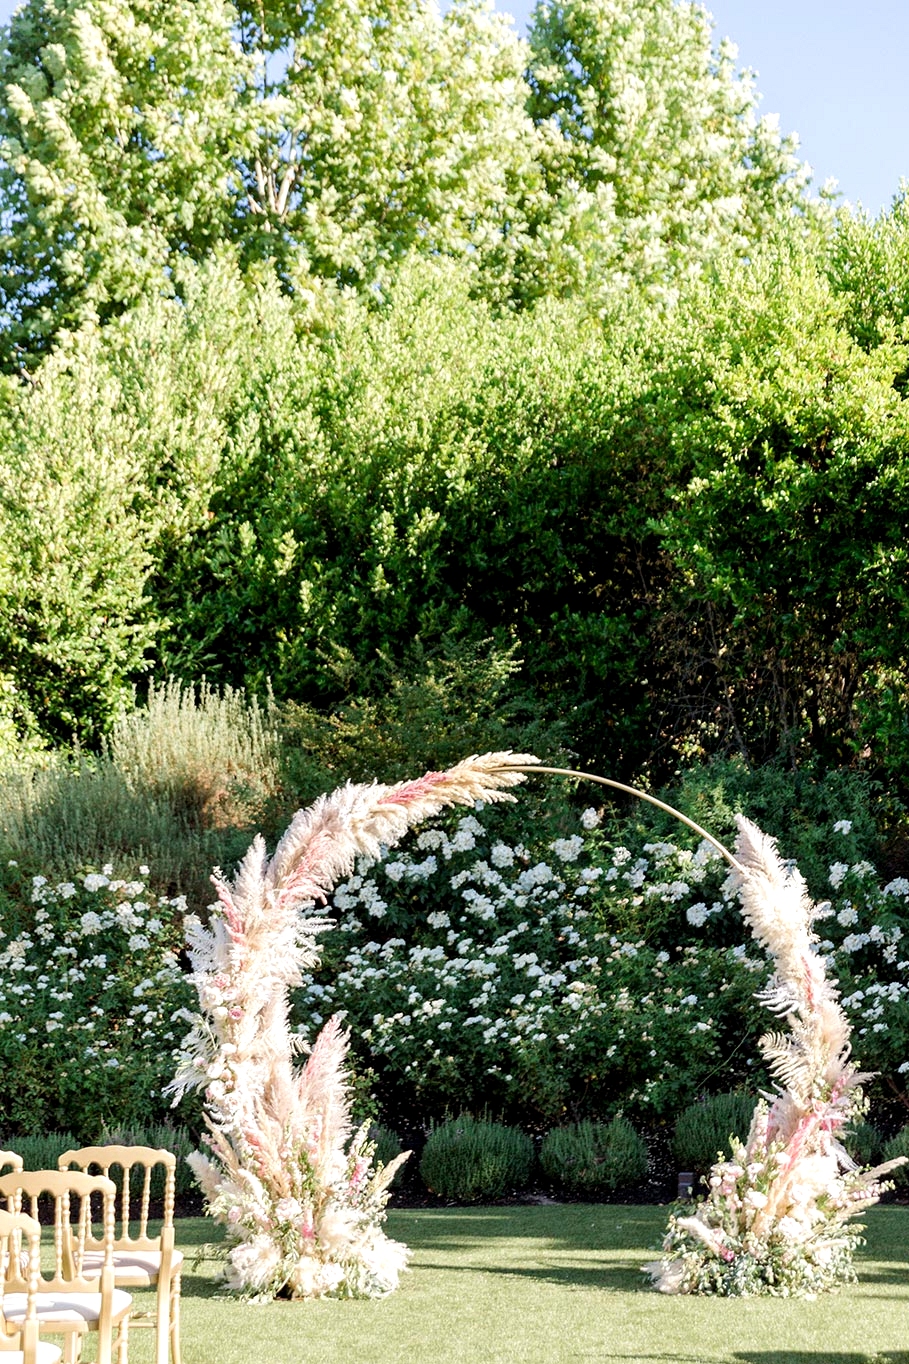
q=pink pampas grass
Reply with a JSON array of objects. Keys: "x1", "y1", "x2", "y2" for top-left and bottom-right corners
[
  {"x1": 173, "y1": 752, "x2": 537, "y2": 1298},
  {"x1": 646, "y1": 815, "x2": 905, "y2": 1296}
]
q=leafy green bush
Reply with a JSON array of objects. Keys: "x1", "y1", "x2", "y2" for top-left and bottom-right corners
[
  {"x1": 882, "y1": 1126, "x2": 909, "y2": 1188},
  {"x1": 98, "y1": 1122, "x2": 198, "y2": 1200},
  {"x1": 368, "y1": 1125, "x2": 407, "y2": 1189},
  {"x1": 672, "y1": 1093, "x2": 758, "y2": 1175},
  {"x1": 0, "y1": 1124, "x2": 197, "y2": 1201},
  {"x1": 637, "y1": 757, "x2": 900, "y2": 903},
  {"x1": 539, "y1": 1117, "x2": 648, "y2": 1194},
  {"x1": 0, "y1": 1130, "x2": 80, "y2": 1173},
  {"x1": 0, "y1": 679, "x2": 283, "y2": 906},
  {"x1": 276, "y1": 635, "x2": 570, "y2": 808},
  {"x1": 5, "y1": 231, "x2": 909, "y2": 790},
  {"x1": 842, "y1": 1119, "x2": 884, "y2": 1169},
  {"x1": 419, "y1": 1116, "x2": 534, "y2": 1202}
]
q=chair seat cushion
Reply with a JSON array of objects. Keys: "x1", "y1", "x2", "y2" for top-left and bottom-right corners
[
  {"x1": 0, "y1": 1342, "x2": 61, "y2": 1364},
  {"x1": 80, "y1": 1248, "x2": 184, "y2": 1287},
  {"x1": 3, "y1": 1289, "x2": 132, "y2": 1325}
]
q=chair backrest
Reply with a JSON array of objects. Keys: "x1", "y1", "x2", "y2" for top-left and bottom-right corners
[
  {"x1": 0, "y1": 1170, "x2": 117, "y2": 1293},
  {"x1": 58, "y1": 1146, "x2": 176, "y2": 1251},
  {"x1": 0, "y1": 1153, "x2": 22, "y2": 1178},
  {"x1": 0, "y1": 1207, "x2": 43, "y2": 1356}
]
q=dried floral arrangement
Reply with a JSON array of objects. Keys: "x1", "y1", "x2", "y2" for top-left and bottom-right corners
[
  {"x1": 463, "y1": 761, "x2": 906, "y2": 1296},
  {"x1": 171, "y1": 744, "x2": 901, "y2": 1301},
  {"x1": 170, "y1": 752, "x2": 536, "y2": 1299},
  {"x1": 645, "y1": 814, "x2": 907, "y2": 1297}
]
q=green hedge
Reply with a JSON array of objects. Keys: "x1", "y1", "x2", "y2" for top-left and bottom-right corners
[{"x1": 540, "y1": 1118, "x2": 649, "y2": 1194}]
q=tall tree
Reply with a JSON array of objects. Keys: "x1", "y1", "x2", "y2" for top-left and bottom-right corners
[
  {"x1": 0, "y1": 0, "x2": 250, "y2": 364},
  {"x1": 527, "y1": 0, "x2": 815, "y2": 299},
  {"x1": 0, "y1": 0, "x2": 544, "y2": 363},
  {"x1": 233, "y1": 0, "x2": 543, "y2": 300}
]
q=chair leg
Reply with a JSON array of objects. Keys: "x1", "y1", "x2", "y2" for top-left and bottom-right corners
[
  {"x1": 96, "y1": 1316, "x2": 115, "y2": 1364},
  {"x1": 154, "y1": 1307, "x2": 168, "y2": 1364},
  {"x1": 62, "y1": 1333, "x2": 80, "y2": 1364},
  {"x1": 117, "y1": 1317, "x2": 130, "y2": 1364},
  {"x1": 170, "y1": 1272, "x2": 182, "y2": 1364}
]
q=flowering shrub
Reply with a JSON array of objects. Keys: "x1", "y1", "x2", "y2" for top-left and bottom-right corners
[
  {"x1": 0, "y1": 860, "x2": 193, "y2": 1136},
  {"x1": 299, "y1": 811, "x2": 764, "y2": 1123},
  {"x1": 295, "y1": 805, "x2": 909, "y2": 1129},
  {"x1": 3, "y1": 785, "x2": 909, "y2": 1160}
]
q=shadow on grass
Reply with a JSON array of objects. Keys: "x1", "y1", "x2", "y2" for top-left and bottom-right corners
[
  {"x1": 388, "y1": 1206, "x2": 658, "y2": 1247},
  {"x1": 735, "y1": 1356, "x2": 909, "y2": 1364},
  {"x1": 172, "y1": 1206, "x2": 909, "y2": 1302},
  {"x1": 596, "y1": 1356, "x2": 712, "y2": 1363},
  {"x1": 416, "y1": 1260, "x2": 644, "y2": 1291}
]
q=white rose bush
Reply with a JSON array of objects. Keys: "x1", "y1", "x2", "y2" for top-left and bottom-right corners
[
  {"x1": 0, "y1": 861, "x2": 192, "y2": 1134},
  {"x1": 295, "y1": 804, "x2": 909, "y2": 1134}
]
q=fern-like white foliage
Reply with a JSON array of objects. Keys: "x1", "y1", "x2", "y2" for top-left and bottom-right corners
[
  {"x1": 647, "y1": 815, "x2": 906, "y2": 1296},
  {"x1": 172, "y1": 752, "x2": 537, "y2": 1299},
  {"x1": 734, "y1": 815, "x2": 860, "y2": 1139}
]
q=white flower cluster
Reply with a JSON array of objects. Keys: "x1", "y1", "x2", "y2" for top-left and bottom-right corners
[
  {"x1": 0, "y1": 862, "x2": 191, "y2": 1125},
  {"x1": 293, "y1": 814, "x2": 909, "y2": 1120}
]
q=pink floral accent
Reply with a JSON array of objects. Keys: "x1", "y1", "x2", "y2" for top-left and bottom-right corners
[
  {"x1": 378, "y1": 771, "x2": 446, "y2": 805},
  {"x1": 170, "y1": 752, "x2": 538, "y2": 1299},
  {"x1": 648, "y1": 815, "x2": 907, "y2": 1296}
]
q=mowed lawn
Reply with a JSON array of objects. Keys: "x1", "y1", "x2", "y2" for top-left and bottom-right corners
[{"x1": 118, "y1": 1206, "x2": 909, "y2": 1364}]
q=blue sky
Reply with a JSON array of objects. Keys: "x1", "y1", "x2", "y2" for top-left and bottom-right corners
[{"x1": 0, "y1": 0, "x2": 904, "y2": 216}]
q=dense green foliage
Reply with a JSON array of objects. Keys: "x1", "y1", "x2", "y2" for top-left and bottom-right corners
[
  {"x1": 539, "y1": 1116, "x2": 649, "y2": 1193},
  {"x1": 0, "y1": 680, "x2": 284, "y2": 902},
  {"x1": 0, "y1": 2, "x2": 906, "y2": 790},
  {"x1": 1, "y1": 231, "x2": 909, "y2": 786},
  {"x1": 419, "y1": 1115, "x2": 535, "y2": 1201},
  {"x1": 0, "y1": 1124, "x2": 197, "y2": 1197},
  {"x1": 883, "y1": 1124, "x2": 909, "y2": 1188},
  {"x1": 670, "y1": 1092, "x2": 757, "y2": 1175}
]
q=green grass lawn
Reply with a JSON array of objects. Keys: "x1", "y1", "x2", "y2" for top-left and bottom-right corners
[{"x1": 117, "y1": 1206, "x2": 909, "y2": 1364}]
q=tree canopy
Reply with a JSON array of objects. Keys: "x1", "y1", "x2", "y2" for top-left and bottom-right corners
[
  {"x1": 0, "y1": 0, "x2": 818, "y2": 364},
  {"x1": 1, "y1": 0, "x2": 908, "y2": 798}
]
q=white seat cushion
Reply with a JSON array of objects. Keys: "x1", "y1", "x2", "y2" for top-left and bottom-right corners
[
  {"x1": 0, "y1": 1341, "x2": 61, "y2": 1364},
  {"x1": 3, "y1": 1290, "x2": 132, "y2": 1325},
  {"x1": 80, "y1": 1248, "x2": 184, "y2": 1287}
]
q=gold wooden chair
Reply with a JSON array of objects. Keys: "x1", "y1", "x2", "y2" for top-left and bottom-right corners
[
  {"x1": 58, "y1": 1147, "x2": 181, "y2": 1364},
  {"x1": 0, "y1": 1159, "x2": 22, "y2": 1179},
  {"x1": 0, "y1": 1170, "x2": 131, "y2": 1364},
  {"x1": 0, "y1": 1209, "x2": 62, "y2": 1364}
]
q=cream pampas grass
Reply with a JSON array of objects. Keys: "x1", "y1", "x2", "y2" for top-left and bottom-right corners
[
  {"x1": 645, "y1": 815, "x2": 906, "y2": 1297},
  {"x1": 489, "y1": 762, "x2": 902, "y2": 1295},
  {"x1": 172, "y1": 752, "x2": 537, "y2": 1299}
]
